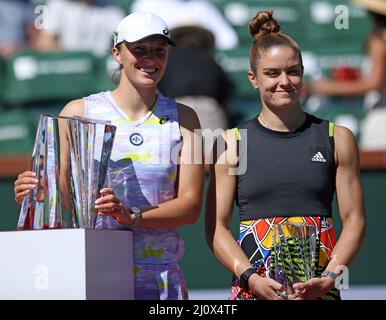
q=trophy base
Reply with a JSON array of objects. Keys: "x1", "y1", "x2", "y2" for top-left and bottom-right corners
[{"x1": 0, "y1": 229, "x2": 134, "y2": 299}]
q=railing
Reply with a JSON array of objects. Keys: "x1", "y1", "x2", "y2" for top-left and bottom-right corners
[
  {"x1": 0, "y1": 155, "x2": 30, "y2": 178},
  {"x1": 359, "y1": 150, "x2": 386, "y2": 170}
]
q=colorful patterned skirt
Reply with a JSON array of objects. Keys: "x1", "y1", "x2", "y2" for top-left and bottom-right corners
[{"x1": 230, "y1": 216, "x2": 341, "y2": 300}]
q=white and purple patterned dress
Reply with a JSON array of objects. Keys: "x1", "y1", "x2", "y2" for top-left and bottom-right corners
[{"x1": 84, "y1": 91, "x2": 187, "y2": 300}]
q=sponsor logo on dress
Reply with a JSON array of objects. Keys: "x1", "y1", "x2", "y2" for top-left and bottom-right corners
[{"x1": 129, "y1": 133, "x2": 144, "y2": 146}]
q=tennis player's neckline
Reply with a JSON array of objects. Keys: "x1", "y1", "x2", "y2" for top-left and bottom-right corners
[
  {"x1": 253, "y1": 113, "x2": 310, "y2": 139},
  {"x1": 106, "y1": 91, "x2": 158, "y2": 125}
]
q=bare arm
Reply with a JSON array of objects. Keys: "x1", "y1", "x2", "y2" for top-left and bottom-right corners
[
  {"x1": 293, "y1": 125, "x2": 366, "y2": 299},
  {"x1": 326, "y1": 125, "x2": 366, "y2": 271},
  {"x1": 311, "y1": 34, "x2": 385, "y2": 96},
  {"x1": 97, "y1": 103, "x2": 204, "y2": 229},
  {"x1": 205, "y1": 131, "x2": 283, "y2": 300},
  {"x1": 206, "y1": 131, "x2": 247, "y2": 275}
]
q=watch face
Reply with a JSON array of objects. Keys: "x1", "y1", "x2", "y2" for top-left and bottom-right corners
[
  {"x1": 131, "y1": 207, "x2": 142, "y2": 226},
  {"x1": 131, "y1": 207, "x2": 141, "y2": 214},
  {"x1": 131, "y1": 207, "x2": 142, "y2": 220}
]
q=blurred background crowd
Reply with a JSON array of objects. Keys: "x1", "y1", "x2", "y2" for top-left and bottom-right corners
[{"x1": 1, "y1": 0, "x2": 385, "y2": 152}]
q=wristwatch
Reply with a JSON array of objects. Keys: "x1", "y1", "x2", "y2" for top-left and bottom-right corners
[
  {"x1": 130, "y1": 207, "x2": 142, "y2": 226},
  {"x1": 321, "y1": 270, "x2": 339, "y2": 281},
  {"x1": 239, "y1": 268, "x2": 256, "y2": 290}
]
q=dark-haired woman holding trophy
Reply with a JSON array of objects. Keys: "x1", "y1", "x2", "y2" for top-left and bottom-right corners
[{"x1": 205, "y1": 11, "x2": 366, "y2": 300}]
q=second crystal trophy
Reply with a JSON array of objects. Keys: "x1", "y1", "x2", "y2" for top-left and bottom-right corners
[{"x1": 269, "y1": 222, "x2": 317, "y2": 298}]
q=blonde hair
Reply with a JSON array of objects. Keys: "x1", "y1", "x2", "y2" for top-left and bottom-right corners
[{"x1": 248, "y1": 11, "x2": 303, "y2": 72}]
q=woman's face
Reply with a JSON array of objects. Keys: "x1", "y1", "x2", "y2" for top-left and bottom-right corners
[
  {"x1": 114, "y1": 36, "x2": 169, "y2": 88},
  {"x1": 248, "y1": 46, "x2": 303, "y2": 109}
]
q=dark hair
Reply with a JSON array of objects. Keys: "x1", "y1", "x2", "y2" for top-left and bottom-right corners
[
  {"x1": 171, "y1": 26, "x2": 215, "y2": 54},
  {"x1": 248, "y1": 11, "x2": 303, "y2": 72},
  {"x1": 368, "y1": 11, "x2": 386, "y2": 33}
]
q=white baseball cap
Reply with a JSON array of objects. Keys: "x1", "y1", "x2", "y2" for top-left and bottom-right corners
[{"x1": 113, "y1": 12, "x2": 175, "y2": 47}]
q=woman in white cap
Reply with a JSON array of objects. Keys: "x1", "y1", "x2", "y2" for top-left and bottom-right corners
[{"x1": 14, "y1": 12, "x2": 204, "y2": 300}]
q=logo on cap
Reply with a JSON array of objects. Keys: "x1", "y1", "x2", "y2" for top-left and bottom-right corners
[{"x1": 163, "y1": 28, "x2": 169, "y2": 35}]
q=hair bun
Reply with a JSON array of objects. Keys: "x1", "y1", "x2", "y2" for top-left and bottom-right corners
[{"x1": 249, "y1": 11, "x2": 281, "y2": 39}]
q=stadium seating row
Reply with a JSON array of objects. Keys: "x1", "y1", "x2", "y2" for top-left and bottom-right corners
[{"x1": 0, "y1": 0, "x2": 372, "y2": 154}]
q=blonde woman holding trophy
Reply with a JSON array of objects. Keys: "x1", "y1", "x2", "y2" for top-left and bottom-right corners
[{"x1": 14, "y1": 12, "x2": 204, "y2": 300}]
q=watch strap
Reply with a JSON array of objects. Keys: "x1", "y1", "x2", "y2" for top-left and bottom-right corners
[
  {"x1": 321, "y1": 270, "x2": 338, "y2": 281},
  {"x1": 239, "y1": 268, "x2": 256, "y2": 290}
]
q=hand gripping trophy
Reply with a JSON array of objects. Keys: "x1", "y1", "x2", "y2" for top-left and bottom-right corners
[{"x1": 17, "y1": 114, "x2": 116, "y2": 230}]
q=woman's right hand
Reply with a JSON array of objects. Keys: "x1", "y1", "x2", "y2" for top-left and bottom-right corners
[
  {"x1": 14, "y1": 171, "x2": 38, "y2": 205},
  {"x1": 248, "y1": 274, "x2": 286, "y2": 300}
]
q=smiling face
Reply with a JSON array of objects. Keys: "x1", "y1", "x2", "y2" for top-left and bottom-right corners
[
  {"x1": 113, "y1": 36, "x2": 169, "y2": 89},
  {"x1": 248, "y1": 46, "x2": 303, "y2": 110}
]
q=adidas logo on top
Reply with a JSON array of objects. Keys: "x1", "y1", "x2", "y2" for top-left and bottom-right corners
[{"x1": 311, "y1": 151, "x2": 326, "y2": 163}]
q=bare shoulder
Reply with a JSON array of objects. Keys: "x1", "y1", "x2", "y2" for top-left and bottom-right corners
[
  {"x1": 177, "y1": 103, "x2": 201, "y2": 131},
  {"x1": 334, "y1": 125, "x2": 359, "y2": 165},
  {"x1": 214, "y1": 128, "x2": 238, "y2": 168},
  {"x1": 334, "y1": 125, "x2": 356, "y2": 146},
  {"x1": 59, "y1": 99, "x2": 85, "y2": 118}
]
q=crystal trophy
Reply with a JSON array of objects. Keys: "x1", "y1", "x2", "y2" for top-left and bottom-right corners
[
  {"x1": 269, "y1": 222, "x2": 317, "y2": 298},
  {"x1": 17, "y1": 114, "x2": 116, "y2": 230}
]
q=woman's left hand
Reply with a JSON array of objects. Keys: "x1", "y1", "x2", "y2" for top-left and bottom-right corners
[
  {"x1": 291, "y1": 276, "x2": 335, "y2": 300},
  {"x1": 95, "y1": 188, "x2": 133, "y2": 225}
]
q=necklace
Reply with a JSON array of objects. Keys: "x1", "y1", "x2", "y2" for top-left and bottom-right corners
[{"x1": 258, "y1": 113, "x2": 305, "y2": 132}]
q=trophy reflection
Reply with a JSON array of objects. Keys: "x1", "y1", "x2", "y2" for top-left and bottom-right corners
[
  {"x1": 17, "y1": 114, "x2": 116, "y2": 230},
  {"x1": 269, "y1": 223, "x2": 317, "y2": 298}
]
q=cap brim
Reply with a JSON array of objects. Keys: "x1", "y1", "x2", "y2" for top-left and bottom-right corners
[{"x1": 123, "y1": 34, "x2": 176, "y2": 47}]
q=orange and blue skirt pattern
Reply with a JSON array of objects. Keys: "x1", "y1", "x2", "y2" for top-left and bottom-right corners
[{"x1": 230, "y1": 216, "x2": 341, "y2": 300}]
